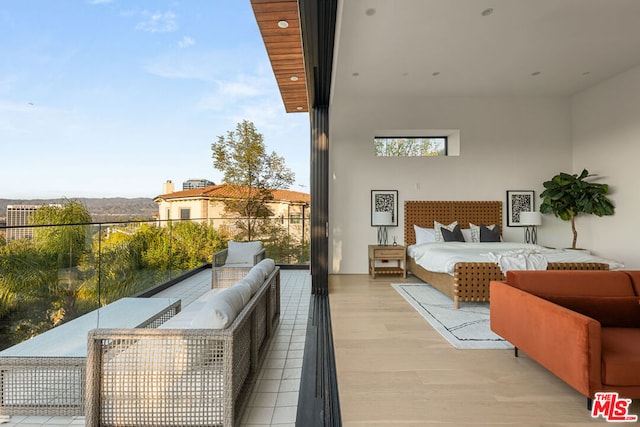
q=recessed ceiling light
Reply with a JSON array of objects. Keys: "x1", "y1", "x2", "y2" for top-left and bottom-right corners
[
  {"x1": 365, "y1": 8, "x2": 376, "y2": 16},
  {"x1": 296, "y1": 106, "x2": 303, "y2": 110},
  {"x1": 531, "y1": 71, "x2": 541, "y2": 76},
  {"x1": 277, "y1": 20, "x2": 289, "y2": 29},
  {"x1": 290, "y1": 76, "x2": 299, "y2": 81},
  {"x1": 481, "y1": 8, "x2": 494, "y2": 17}
]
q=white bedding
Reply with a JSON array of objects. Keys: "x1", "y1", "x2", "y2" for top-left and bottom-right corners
[{"x1": 407, "y1": 242, "x2": 624, "y2": 275}]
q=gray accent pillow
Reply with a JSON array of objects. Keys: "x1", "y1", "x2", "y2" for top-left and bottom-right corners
[
  {"x1": 441, "y1": 224, "x2": 465, "y2": 242},
  {"x1": 434, "y1": 221, "x2": 458, "y2": 242},
  {"x1": 480, "y1": 225, "x2": 501, "y2": 242}
]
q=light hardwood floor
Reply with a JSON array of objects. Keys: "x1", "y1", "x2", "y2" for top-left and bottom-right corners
[{"x1": 329, "y1": 274, "x2": 638, "y2": 426}]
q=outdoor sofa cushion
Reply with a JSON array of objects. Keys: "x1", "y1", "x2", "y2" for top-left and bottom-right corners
[
  {"x1": 165, "y1": 258, "x2": 276, "y2": 329},
  {"x1": 225, "y1": 241, "x2": 264, "y2": 264}
]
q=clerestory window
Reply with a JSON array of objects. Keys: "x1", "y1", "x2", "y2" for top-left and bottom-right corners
[{"x1": 374, "y1": 136, "x2": 447, "y2": 157}]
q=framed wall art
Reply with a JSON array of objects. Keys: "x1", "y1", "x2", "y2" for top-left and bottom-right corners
[
  {"x1": 371, "y1": 190, "x2": 398, "y2": 226},
  {"x1": 506, "y1": 190, "x2": 535, "y2": 226}
]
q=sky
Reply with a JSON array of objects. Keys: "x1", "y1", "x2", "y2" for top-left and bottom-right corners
[{"x1": 0, "y1": 0, "x2": 310, "y2": 199}]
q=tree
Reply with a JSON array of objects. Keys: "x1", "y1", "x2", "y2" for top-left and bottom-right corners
[
  {"x1": 212, "y1": 120, "x2": 295, "y2": 240},
  {"x1": 374, "y1": 137, "x2": 445, "y2": 156},
  {"x1": 30, "y1": 199, "x2": 93, "y2": 267},
  {"x1": 29, "y1": 199, "x2": 93, "y2": 320},
  {"x1": 539, "y1": 169, "x2": 615, "y2": 249}
]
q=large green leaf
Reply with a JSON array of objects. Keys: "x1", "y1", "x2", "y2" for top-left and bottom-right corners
[{"x1": 539, "y1": 169, "x2": 615, "y2": 248}]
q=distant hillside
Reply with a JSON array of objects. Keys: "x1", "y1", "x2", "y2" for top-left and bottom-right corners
[{"x1": 0, "y1": 198, "x2": 158, "y2": 222}]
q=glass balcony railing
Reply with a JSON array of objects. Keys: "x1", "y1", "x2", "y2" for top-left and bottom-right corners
[{"x1": 0, "y1": 217, "x2": 309, "y2": 350}]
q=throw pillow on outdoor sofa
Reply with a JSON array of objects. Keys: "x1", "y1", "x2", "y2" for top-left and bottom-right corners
[
  {"x1": 225, "y1": 241, "x2": 263, "y2": 265},
  {"x1": 190, "y1": 285, "x2": 247, "y2": 329}
]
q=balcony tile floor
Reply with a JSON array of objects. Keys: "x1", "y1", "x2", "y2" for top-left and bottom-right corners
[{"x1": 0, "y1": 269, "x2": 311, "y2": 427}]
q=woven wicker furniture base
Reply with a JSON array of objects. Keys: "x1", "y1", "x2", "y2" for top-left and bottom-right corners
[
  {"x1": 404, "y1": 200, "x2": 609, "y2": 309},
  {"x1": 213, "y1": 266, "x2": 252, "y2": 288},
  {"x1": 409, "y1": 257, "x2": 608, "y2": 309},
  {"x1": 0, "y1": 298, "x2": 180, "y2": 417},
  {"x1": 211, "y1": 246, "x2": 266, "y2": 288},
  {"x1": 85, "y1": 267, "x2": 281, "y2": 427}
]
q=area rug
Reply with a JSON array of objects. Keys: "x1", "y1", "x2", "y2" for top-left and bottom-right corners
[{"x1": 391, "y1": 283, "x2": 512, "y2": 350}]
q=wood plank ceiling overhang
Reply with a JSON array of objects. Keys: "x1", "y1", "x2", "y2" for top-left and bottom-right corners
[{"x1": 250, "y1": 0, "x2": 308, "y2": 113}]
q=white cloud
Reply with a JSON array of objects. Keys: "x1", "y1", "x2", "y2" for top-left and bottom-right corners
[
  {"x1": 89, "y1": 0, "x2": 113, "y2": 4},
  {"x1": 178, "y1": 36, "x2": 195, "y2": 48},
  {"x1": 144, "y1": 47, "x2": 269, "y2": 83},
  {"x1": 144, "y1": 52, "x2": 222, "y2": 81},
  {"x1": 0, "y1": 75, "x2": 20, "y2": 93},
  {"x1": 196, "y1": 76, "x2": 270, "y2": 112},
  {"x1": 136, "y1": 11, "x2": 177, "y2": 33},
  {"x1": 220, "y1": 81, "x2": 261, "y2": 97}
]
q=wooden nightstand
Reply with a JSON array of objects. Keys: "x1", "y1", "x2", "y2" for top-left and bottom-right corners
[{"x1": 368, "y1": 245, "x2": 406, "y2": 279}]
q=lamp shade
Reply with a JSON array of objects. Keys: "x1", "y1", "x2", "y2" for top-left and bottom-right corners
[
  {"x1": 519, "y1": 211, "x2": 542, "y2": 226},
  {"x1": 373, "y1": 211, "x2": 393, "y2": 226}
]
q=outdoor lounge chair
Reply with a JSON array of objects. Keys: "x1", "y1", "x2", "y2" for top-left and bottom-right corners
[{"x1": 212, "y1": 240, "x2": 266, "y2": 288}]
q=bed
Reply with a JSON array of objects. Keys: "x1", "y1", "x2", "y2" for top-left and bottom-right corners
[{"x1": 403, "y1": 201, "x2": 610, "y2": 309}]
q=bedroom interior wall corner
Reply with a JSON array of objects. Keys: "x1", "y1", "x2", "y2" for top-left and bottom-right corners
[
  {"x1": 329, "y1": 95, "x2": 574, "y2": 274},
  {"x1": 570, "y1": 64, "x2": 640, "y2": 269}
]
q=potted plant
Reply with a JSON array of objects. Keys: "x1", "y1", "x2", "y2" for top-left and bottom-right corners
[{"x1": 539, "y1": 169, "x2": 615, "y2": 249}]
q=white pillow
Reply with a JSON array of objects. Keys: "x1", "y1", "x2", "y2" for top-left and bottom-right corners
[
  {"x1": 190, "y1": 285, "x2": 245, "y2": 329},
  {"x1": 232, "y1": 280, "x2": 253, "y2": 305},
  {"x1": 469, "y1": 223, "x2": 500, "y2": 243},
  {"x1": 244, "y1": 268, "x2": 266, "y2": 294},
  {"x1": 461, "y1": 228, "x2": 472, "y2": 243},
  {"x1": 190, "y1": 298, "x2": 235, "y2": 329},
  {"x1": 414, "y1": 225, "x2": 436, "y2": 244},
  {"x1": 256, "y1": 258, "x2": 275, "y2": 277},
  {"x1": 225, "y1": 241, "x2": 263, "y2": 264},
  {"x1": 434, "y1": 221, "x2": 458, "y2": 243}
]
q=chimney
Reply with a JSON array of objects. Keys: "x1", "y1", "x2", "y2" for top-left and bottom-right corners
[{"x1": 163, "y1": 180, "x2": 175, "y2": 194}]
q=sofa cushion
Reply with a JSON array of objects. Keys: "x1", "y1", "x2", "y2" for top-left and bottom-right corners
[
  {"x1": 189, "y1": 298, "x2": 235, "y2": 329},
  {"x1": 244, "y1": 268, "x2": 266, "y2": 293},
  {"x1": 505, "y1": 271, "x2": 636, "y2": 297},
  {"x1": 233, "y1": 280, "x2": 254, "y2": 305},
  {"x1": 542, "y1": 295, "x2": 640, "y2": 328},
  {"x1": 190, "y1": 285, "x2": 246, "y2": 329},
  {"x1": 159, "y1": 289, "x2": 224, "y2": 329},
  {"x1": 623, "y1": 271, "x2": 640, "y2": 296},
  {"x1": 225, "y1": 241, "x2": 263, "y2": 264},
  {"x1": 601, "y1": 328, "x2": 640, "y2": 386},
  {"x1": 256, "y1": 258, "x2": 275, "y2": 276}
]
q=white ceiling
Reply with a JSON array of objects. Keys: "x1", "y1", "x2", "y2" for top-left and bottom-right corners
[{"x1": 332, "y1": 0, "x2": 640, "y2": 99}]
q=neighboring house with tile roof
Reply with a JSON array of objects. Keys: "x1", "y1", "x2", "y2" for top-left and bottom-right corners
[{"x1": 153, "y1": 180, "x2": 310, "y2": 239}]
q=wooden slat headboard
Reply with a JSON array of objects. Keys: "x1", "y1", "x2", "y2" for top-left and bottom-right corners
[{"x1": 404, "y1": 201, "x2": 503, "y2": 245}]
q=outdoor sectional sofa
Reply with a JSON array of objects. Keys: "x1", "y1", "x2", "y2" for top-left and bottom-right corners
[
  {"x1": 85, "y1": 259, "x2": 280, "y2": 427},
  {"x1": 490, "y1": 270, "x2": 640, "y2": 409},
  {"x1": 212, "y1": 240, "x2": 266, "y2": 288}
]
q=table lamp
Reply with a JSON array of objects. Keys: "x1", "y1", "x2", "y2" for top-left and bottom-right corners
[
  {"x1": 373, "y1": 211, "x2": 393, "y2": 245},
  {"x1": 519, "y1": 211, "x2": 542, "y2": 244}
]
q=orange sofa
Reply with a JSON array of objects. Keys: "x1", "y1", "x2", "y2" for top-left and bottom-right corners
[{"x1": 490, "y1": 270, "x2": 640, "y2": 409}]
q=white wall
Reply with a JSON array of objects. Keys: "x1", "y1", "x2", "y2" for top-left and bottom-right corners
[
  {"x1": 329, "y1": 95, "x2": 574, "y2": 274},
  {"x1": 571, "y1": 65, "x2": 640, "y2": 268}
]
